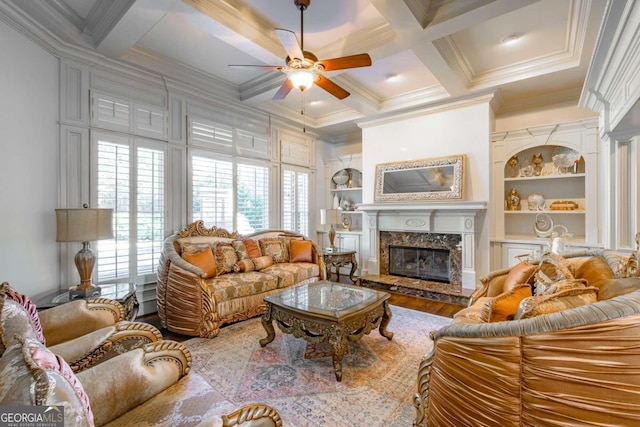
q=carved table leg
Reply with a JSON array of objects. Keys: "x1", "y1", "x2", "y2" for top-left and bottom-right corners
[
  {"x1": 349, "y1": 254, "x2": 358, "y2": 283},
  {"x1": 379, "y1": 301, "x2": 394, "y2": 340},
  {"x1": 259, "y1": 304, "x2": 276, "y2": 347},
  {"x1": 329, "y1": 326, "x2": 347, "y2": 381}
]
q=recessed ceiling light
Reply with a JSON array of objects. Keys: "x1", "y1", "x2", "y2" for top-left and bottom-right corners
[
  {"x1": 308, "y1": 100, "x2": 321, "y2": 106},
  {"x1": 501, "y1": 33, "x2": 522, "y2": 46},
  {"x1": 384, "y1": 72, "x2": 399, "y2": 82}
]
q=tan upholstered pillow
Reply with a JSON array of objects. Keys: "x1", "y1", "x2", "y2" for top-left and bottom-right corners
[
  {"x1": 252, "y1": 255, "x2": 274, "y2": 270},
  {"x1": 502, "y1": 262, "x2": 536, "y2": 292},
  {"x1": 243, "y1": 239, "x2": 261, "y2": 259},
  {"x1": 573, "y1": 256, "x2": 617, "y2": 288},
  {"x1": 0, "y1": 282, "x2": 46, "y2": 345},
  {"x1": 182, "y1": 247, "x2": 217, "y2": 279},
  {"x1": 515, "y1": 286, "x2": 598, "y2": 320},
  {"x1": 259, "y1": 238, "x2": 289, "y2": 263},
  {"x1": 290, "y1": 240, "x2": 313, "y2": 263},
  {"x1": 233, "y1": 259, "x2": 255, "y2": 273},
  {"x1": 541, "y1": 278, "x2": 588, "y2": 295},
  {"x1": 232, "y1": 240, "x2": 248, "y2": 260},
  {"x1": 596, "y1": 277, "x2": 640, "y2": 300},
  {"x1": 488, "y1": 283, "x2": 532, "y2": 322},
  {"x1": 180, "y1": 242, "x2": 210, "y2": 255},
  {"x1": 214, "y1": 244, "x2": 238, "y2": 276}
]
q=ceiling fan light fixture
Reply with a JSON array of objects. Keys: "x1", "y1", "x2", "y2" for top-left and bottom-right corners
[{"x1": 289, "y1": 69, "x2": 316, "y2": 91}]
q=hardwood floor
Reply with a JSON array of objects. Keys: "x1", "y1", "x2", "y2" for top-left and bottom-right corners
[{"x1": 139, "y1": 278, "x2": 465, "y2": 342}]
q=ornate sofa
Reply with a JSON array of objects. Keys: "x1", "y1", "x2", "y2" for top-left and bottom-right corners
[
  {"x1": 157, "y1": 221, "x2": 324, "y2": 337},
  {"x1": 414, "y1": 248, "x2": 640, "y2": 427},
  {"x1": 0, "y1": 282, "x2": 283, "y2": 427}
]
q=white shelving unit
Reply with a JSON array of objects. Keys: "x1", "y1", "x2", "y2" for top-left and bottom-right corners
[{"x1": 490, "y1": 119, "x2": 601, "y2": 269}]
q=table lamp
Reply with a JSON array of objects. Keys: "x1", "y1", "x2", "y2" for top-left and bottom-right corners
[
  {"x1": 320, "y1": 208, "x2": 340, "y2": 251},
  {"x1": 56, "y1": 206, "x2": 114, "y2": 299}
]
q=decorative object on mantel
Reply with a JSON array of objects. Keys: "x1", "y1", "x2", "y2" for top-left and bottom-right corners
[
  {"x1": 55, "y1": 205, "x2": 114, "y2": 299},
  {"x1": 532, "y1": 153, "x2": 544, "y2": 176},
  {"x1": 526, "y1": 193, "x2": 545, "y2": 210},
  {"x1": 505, "y1": 188, "x2": 521, "y2": 210},
  {"x1": 549, "y1": 200, "x2": 579, "y2": 210},
  {"x1": 320, "y1": 208, "x2": 340, "y2": 251},
  {"x1": 374, "y1": 154, "x2": 465, "y2": 203},
  {"x1": 339, "y1": 198, "x2": 352, "y2": 211},
  {"x1": 506, "y1": 155, "x2": 519, "y2": 177}
]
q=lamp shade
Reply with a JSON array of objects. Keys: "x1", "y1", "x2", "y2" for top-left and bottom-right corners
[
  {"x1": 56, "y1": 208, "x2": 114, "y2": 242},
  {"x1": 320, "y1": 209, "x2": 340, "y2": 225}
]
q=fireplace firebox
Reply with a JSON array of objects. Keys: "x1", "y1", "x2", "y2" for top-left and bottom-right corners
[{"x1": 389, "y1": 245, "x2": 450, "y2": 283}]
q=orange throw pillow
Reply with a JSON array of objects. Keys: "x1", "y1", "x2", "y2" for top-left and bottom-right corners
[
  {"x1": 243, "y1": 239, "x2": 261, "y2": 259},
  {"x1": 290, "y1": 240, "x2": 313, "y2": 263},
  {"x1": 489, "y1": 284, "x2": 532, "y2": 322},
  {"x1": 182, "y1": 247, "x2": 216, "y2": 279},
  {"x1": 503, "y1": 262, "x2": 536, "y2": 292}
]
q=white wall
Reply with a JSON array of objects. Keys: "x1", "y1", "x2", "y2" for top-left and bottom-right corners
[
  {"x1": 0, "y1": 21, "x2": 59, "y2": 297},
  {"x1": 495, "y1": 103, "x2": 598, "y2": 132},
  {"x1": 360, "y1": 99, "x2": 493, "y2": 280}
]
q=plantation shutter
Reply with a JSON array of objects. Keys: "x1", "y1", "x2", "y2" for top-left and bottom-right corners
[
  {"x1": 136, "y1": 146, "x2": 165, "y2": 277},
  {"x1": 282, "y1": 170, "x2": 295, "y2": 232},
  {"x1": 191, "y1": 155, "x2": 234, "y2": 230},
  {"x1": 282, "y1": 168, "x2": 309, "y2": 235},
  {"x1": 189, "y1": 118, "x2": 233, "y2": 153},
  {"x1": 296, "y1": 171, "x2": 309, "y2": 236},
  {"x1": 236, "y1": 162, "x2": 269, "y2": 234},
  {"x1": 96, "y1": 140, "x2": 130, "y2": 281}
]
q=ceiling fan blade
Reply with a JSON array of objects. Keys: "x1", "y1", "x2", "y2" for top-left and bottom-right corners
[
  {"x1": 228, "y1": 65, "x2": 282, "y2": 71},
  {"x1": 315, "y1": 75, "x2": 350, "y2": 99},
  {"x1": 273, "y1": 79, "x2": 294, "y2": 100},
  {"x1": 275, "y1": 28, "x2": 303, "y2": 61},
  {"x1": 318, "y1": 54, "x2": 372, "y2": 72}
]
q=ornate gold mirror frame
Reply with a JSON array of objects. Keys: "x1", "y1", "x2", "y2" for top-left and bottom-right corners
[{"x1": 374, "y1": 155, "x2": 465, "y2": 202}]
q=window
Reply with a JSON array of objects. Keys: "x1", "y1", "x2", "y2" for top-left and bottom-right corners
[
  {"x1": 93, "y1": 131, "x2": 166, "y2": 284},
  {"x1": 282, "y1": 167, "x2": 310, "y2": 235},
  {"x1": 191, "y1": 155, "x2": 234, "y2": 231},
  {"x1": 236, "y1": 162, "x2": 269, "y2": 234}
]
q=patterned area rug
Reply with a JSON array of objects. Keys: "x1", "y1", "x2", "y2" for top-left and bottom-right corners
[{"x1": 106, "y1": 306, "x2": 451, "y2": 427}]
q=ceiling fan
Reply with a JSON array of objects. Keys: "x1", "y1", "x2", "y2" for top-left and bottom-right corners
[{"x1": 229, "y1": 0, "x2": 372, "y2": 100}]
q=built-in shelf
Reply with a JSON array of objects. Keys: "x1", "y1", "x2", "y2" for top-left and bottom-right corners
[
  {"x1": 504, "y1": 210, "x2": 586, "y2": 215},
  {"x1": 504, "y1": 173, "x2": 585, "y2": 182},
  {"x1": 330, "y1": 187, "x2": 362, "y2": 192}
]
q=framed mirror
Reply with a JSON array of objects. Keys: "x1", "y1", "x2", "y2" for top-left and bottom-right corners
[{"x1": 374, "y1": 155, "x2": 465, "y2": 202}]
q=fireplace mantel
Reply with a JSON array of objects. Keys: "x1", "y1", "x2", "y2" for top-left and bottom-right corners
[{"x1": 358, "y1": 201, "x2": 487, "y2": 290}]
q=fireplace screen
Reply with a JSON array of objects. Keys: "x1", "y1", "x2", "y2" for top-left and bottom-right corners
[{"x1": 389, "y1": 245, "x2": 450, "y2": 283}]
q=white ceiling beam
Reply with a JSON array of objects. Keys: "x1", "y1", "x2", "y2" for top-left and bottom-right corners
[{"x1": 96, "y1": 0, "x2": 179, "y2": 58}]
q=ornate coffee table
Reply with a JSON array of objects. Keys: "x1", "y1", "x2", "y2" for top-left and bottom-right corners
[{"x1": 260, "y1": 281, "x2": 393, "y2": 381}]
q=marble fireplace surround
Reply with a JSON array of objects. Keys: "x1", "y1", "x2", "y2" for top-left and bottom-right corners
[{"x1": 358, "y1": 201, "x2": 487, "y2": 291}]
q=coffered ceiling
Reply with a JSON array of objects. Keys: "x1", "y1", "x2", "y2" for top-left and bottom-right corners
[{"x1": 4, "y1": 0, "x2": 606, "y2": 139}]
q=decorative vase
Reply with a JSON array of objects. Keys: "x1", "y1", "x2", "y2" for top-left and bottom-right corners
[{"x1": 332, "y1": 193, "x2": 340, "y2": 209}]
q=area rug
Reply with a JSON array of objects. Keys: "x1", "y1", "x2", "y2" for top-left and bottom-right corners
[{"x1": 107, "y1": 306, "x2": 451, "y2": 427}]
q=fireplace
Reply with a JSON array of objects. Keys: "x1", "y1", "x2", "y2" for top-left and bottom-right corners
[
  {"x1": 380, "y1": 231, "x2": 462, "y2": 285},
  {"x1": 389, "y1": 246, "x2": 450, "y2": 283}
]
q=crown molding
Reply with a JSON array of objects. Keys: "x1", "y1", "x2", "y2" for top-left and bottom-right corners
[
  {"x1": 357, "y1": 90, "x2": 496, "y2": 129},
  {"x1": 380, "y1": 85, "x2": 450, "y2": 111},
  {"x1": 84, "y1": 0, "x2": 135, "y2": 46}
]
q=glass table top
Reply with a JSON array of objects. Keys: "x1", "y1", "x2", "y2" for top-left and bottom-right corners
[
  {"x1": 265, "y1": 281, "x2": 387, "y2": 318},
  {"x1": 52, "y1": 282, "x2": 136, "y2": 304}
]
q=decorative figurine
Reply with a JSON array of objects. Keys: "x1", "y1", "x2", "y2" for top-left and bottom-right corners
[
  {"x1": 520, "y1": 158, "x2": 533, "y2": 177},
  {"x1": 505, "y1": 188, "x2": 521, "y2": 210},
  {"x1": 532, "y1": 153, "x2": 544, "y2": 176},
  {"x1": 527, "y1": 193, "x2": 546, "y2": 210},
  {"x1": 506, "y1": 155, "x2": 519, "y2": 178}
]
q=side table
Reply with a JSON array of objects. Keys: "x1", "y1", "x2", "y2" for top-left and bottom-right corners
[
  {"x1": 33, "y1": 283, "x2": 139, "y2": 321},
  {"x1": 322, "y1": 250, "x2": 358, "y2": 283}
]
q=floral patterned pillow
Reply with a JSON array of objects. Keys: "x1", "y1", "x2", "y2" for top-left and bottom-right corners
[
  {"x1": 259, "y1": 238, "x2": 289, "y2": 263},
  {"x1": 0, "y1": 282, "x2": 45, "y2": 345},
  {"x1": 214, "y1": 244, "x2": 238, "y2": 276}
]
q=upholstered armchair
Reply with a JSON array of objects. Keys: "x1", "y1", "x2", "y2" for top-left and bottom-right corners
[{"x1": 1, "y1": 282, "x2": 162, "y2": 373}]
